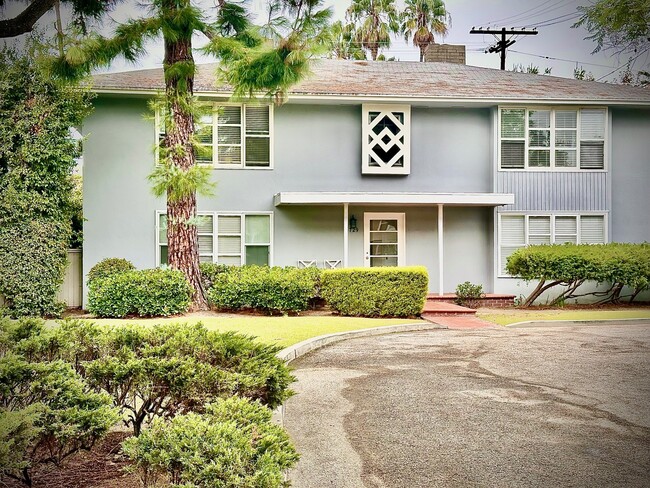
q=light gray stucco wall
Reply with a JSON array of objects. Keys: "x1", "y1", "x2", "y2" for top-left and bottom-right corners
[
  {"x1": 610, "y1": 108, "x2": 650, "y2": 243},
  {"x1": 82, "y1": 97, "x2": 164, "y2": 303}
]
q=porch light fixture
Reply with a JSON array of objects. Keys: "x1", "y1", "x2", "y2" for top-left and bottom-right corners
[{"x1": 349, "y1": 215, "x2": 358, "y2": 232}]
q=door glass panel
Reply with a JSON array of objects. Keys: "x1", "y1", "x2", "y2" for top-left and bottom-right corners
[
  {"x1": 371, "y1": 256, "x2": 398, "y2": 267},
  {"x1": 370, "y1": 219, "x2": 397, "y2": 231},
  {"x1": 369, "y1": 231, "x2": 398, "y2": 243},
  {"x1": 371, "y1": 244, "x2": 397, "y2": 255}
]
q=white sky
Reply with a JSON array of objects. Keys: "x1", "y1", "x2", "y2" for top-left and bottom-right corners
[{"x1": 3, "y1": 0, "x2": 649, "y2": 81}]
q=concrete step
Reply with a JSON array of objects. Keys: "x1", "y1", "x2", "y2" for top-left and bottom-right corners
[{"x1": 421, "y1": 314, "x2": 495, "y2": 329}]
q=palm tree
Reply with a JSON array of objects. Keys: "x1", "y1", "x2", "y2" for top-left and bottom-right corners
[
  {"x1": 325, "y1": 20, "x2": 366, "y2": 59},
  {"x1": 346, "y1": 0, "x2": 400, "y2": 61},
  {"x1": 401, "y1": 0, "x2": 450, "y2": 62},
  {"x1": 52, "y1": 0, "x2": 330, "y2": 309}
]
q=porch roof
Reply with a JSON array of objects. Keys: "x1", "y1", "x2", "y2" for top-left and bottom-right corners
[{"x1": 273, "y1": 192, "x2": 514, "y2": 207}]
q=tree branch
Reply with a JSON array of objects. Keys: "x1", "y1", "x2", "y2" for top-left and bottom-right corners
[{"x1": 0, "y1": 0, "x2": 57, "y2": 39}]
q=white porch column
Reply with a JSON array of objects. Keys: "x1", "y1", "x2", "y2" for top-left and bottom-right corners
[
  {"x1": 343, "y1": 203, "x2": 349, "y2": 268},
  {"x1": 437, "y1": 204, "x2": 444, "y2": 296}
]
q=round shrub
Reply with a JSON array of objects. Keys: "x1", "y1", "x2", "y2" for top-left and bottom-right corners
[
  {"x1": 199, "y1": 262, "x2": 233, "y2": 289},
  {"x1": 87, "y1": 268, "x2": 192, "y2": 318},
  {"x1": 87, "y1": 257, "x2": 135, "y2": 284}
]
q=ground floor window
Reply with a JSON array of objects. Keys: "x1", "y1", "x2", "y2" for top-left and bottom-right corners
[
  {"x1": 498, "y1": 213, "x2": 606, "y2": 275},
  {"x1": 157, "y1": 211, "x2": 272, "y2": 266}
]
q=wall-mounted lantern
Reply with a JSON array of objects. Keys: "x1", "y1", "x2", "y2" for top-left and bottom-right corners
[{"x1": 349, "y1": 215, "x2": 358, "y2": 232}]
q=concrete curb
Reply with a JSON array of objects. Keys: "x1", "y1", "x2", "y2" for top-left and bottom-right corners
[
  {"x1": 507, "y1": 318, "x2": 650, "y2": 328},
  {"x1": 277, "y1": 321, "x2": 448, "y2": 363}
]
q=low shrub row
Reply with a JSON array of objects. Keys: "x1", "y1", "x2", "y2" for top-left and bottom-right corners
[
  {"x1": 506, "y1": 243, "x2": 650, "y2": 306},
  {"x1": 321, "y1": 266, "x2": 429, "y2": 317},
  {"x1": 205, "y1": 265, "x2": 321, "y2": 314}
]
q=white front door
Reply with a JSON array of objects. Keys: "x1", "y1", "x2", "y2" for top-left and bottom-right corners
[{"x1": 364, "y1": 212, "x2": 405, "y2": 267}]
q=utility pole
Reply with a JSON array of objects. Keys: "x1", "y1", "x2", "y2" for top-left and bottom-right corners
[{"x1": 469, "y1": 27, "x2": 538, "y2": 70}]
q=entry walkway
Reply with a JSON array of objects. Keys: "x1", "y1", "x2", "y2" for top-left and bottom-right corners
[{"x1": 284, "y1": 323, "x2": 650, "y2": 487}]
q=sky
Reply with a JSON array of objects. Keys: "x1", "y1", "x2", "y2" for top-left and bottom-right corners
[{"x1": 2, "y1": 0, "x2": 649, "y2": 82}]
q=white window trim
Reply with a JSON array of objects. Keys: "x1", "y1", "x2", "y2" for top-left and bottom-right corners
[
  {"x1": 362, "y1": 104, "x2": 411, "y2": 175},
  {"x1": 154, "y1": 103, "x2": 274, "y2": 170},
  {"x1": 497, "y1": 212, "x2": 609, "y2": 278},
  {"x1": 155, "y1": 211, "x2": 273, "y2": 267},
  {"x1": 497, "y1": 106, "x2": 608, "y2": 172}
]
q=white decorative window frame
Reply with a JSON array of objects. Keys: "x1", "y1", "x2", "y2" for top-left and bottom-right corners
[
  {"x1": 362, "y1": 104, "x2": 411, "y2": 175},
  {"x1": 497, "y1": 212, "x2": 608, "y2": 277},
  {"x1": 155, "y1": 210, "x2": 273, "y2": 267},
  {"x1": 155, "y1": 103, "x2": 274, "y2": 170},
  {"x1": 497, "y1": 106, "x2": 608, "y2": 172}
]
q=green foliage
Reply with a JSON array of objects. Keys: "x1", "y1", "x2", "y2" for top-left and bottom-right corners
[
  {"x1": 122, "y1": 397, "x2": 299, "y2": 488},
  {"x1": 0, "y1": 47, "x2": 91, "y2": 317},
  {"x1": 148, "y1": 159, "x2": 215, "y2": 201},
  {"x1": 575, "y1": 0, "x2": 650, "y2": 55},
  {"x1": 87, "y1": 257, "x2": 136, "y2": 284},
  {"x1": 70, "y1": 175, "x2": 84, "y2": 248},
  {"x1": 401, "y1": 0, "x2": 450, "y2": 61},
  {"x1": 206, "y1": 266, "x2": 321, "y2": 314},
  {"x1": 0, "y1": 353, "x2": 119, "y2": 484},
  {"x1": 199, "y1": 262, "x2": 234, "y2": 289},
  {"x1": 346, "y1": 0, "x2": 401, "y2": 60},
  {"x1": 506, "y1": 243, "x2": 650, "y2": 306},
  {"x1": 87, "y1": 269, "x2": 193, "y2": 318},
  {"x1": 455, "y1": 281, "x2": 484, "y2": 307},
  {"x1": 321, "y1": 267, "x2": 428, "y2": 317}
]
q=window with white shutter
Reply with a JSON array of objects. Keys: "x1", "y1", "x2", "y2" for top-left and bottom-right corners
[
  {"x1": 499, "y1": 107, "x2": 606, "y2": 170},
  {"x1": 499, "y1": 213, "x2": 606, "y2": 276},
  {"x1": 157, "y1": 104, "x2": 272, "y2": 168},
  {"x1": 362, "y1": 104, "x2": 411, "y2": 174}
]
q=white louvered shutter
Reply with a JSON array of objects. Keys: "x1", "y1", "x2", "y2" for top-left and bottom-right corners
[
  {"x1": 217, "y1": 215, "x2": 242, "y2": 265},
  {"x1": 528, "y1": 216, "x2": 551, "y2": 244},
  {"x1": 197, "y1": 215, "x2": 214, "y2": 262},
  {"x1": 500, "y1": 215, "x2": 525, "y2": 274},
  {"x1": 245, "y1": 106, "x2": 270, "y2": 167},
  {"x1": 555, "y1": 216, "x2": 577, "y2": 244},
  {"x1": 580, "y1": 109, "x2": 605, "y2": 169},
  {"x1": 580, "y1": 216, "x2": 605, "y2": 244}
]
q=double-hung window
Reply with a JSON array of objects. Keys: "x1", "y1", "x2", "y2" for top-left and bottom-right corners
[
  {"x1": 157, "y1": 212, "x2": 272, "y2": 266},
  {"x1": 499, "y1": 107, "x2": 606, "y2": 170},
  {"x1": 156, "y1": 103, "x2": 272, "y2": 168},
  {"x1": 498, "y1": 214, "x2": 607, "y2": 275}
]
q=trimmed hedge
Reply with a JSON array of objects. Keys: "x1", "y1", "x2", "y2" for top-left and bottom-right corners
[
  {"x1": 87, "y1": 258, "x2": 135, "y2": 284},
  {"x1": 320, "y1": 266, "x2": 428, "y2": 317},
  {"x1": 506, "y1": 243, "x2": 650, "y2": 306},
  {"x1": 87, "y1": 268, "x2": 192, "y2": 318},
  {"x1": 206, "y1": 265, "x2": 321, "y2": 314}
]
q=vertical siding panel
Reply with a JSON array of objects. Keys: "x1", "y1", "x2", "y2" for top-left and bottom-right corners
[{"x1": 497, "y1": 171, "x2": 607, "y2": 212}]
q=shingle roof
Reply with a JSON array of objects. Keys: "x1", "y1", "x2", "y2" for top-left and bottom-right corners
[{"x1": 92, "y1": 59, "x2": 650, "y2": 104}]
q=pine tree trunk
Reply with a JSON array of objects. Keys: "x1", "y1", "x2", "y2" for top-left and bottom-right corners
[{"x1": 163, "y1": 9, "x2": 207, "y2": 311}]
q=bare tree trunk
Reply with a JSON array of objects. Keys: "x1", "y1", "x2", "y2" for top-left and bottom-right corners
[
  {"x1": 163, "y1": 9, "x2": 207, "y2": 311},
  {"x1": 370, "y1": 45, "x2": 378, "y2": 60},
  {"x1": 419, "y1": 45, "x2": 426, "y2": 62}
]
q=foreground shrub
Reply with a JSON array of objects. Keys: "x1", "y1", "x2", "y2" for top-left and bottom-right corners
[
  {"x1": 122, "y1": 397, "x2": 299, "y2": 488},
  {"x1": 87, "y1": 268, "x2": 192, "y2": 318},
  {"x1": 207, "y1": 265, "x2": 321, "y2": 314},
  {"x1": 321, "y1": 267, "x2": 428, "y2": 317},
  {"x1": 87, "y1": 257, "x2": 135, "y2": 285},
  {"x1": 0, "y1": 354, "x2": 119, "y2": 486},
  {"x1": 199, "y1": 262, "x2": 233, "y2": 290},
  {"x1": 507, "y1": 243, "x2": 650, "y2": 306},
  {"x1": 455, "y1": 281, "x2": 484, "y2": 307}
]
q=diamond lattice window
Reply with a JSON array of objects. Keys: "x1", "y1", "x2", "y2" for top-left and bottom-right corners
[{"x1": 362, "y1": 104, "x2": 411, "y2": 174}]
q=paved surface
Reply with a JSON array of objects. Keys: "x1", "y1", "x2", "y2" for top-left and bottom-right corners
[
  {"x1": 284, "y1": 322, "x2": 650, "y2": 488},
  {"x1": 422, "y1": 315, "x2": 496, "y2": 329}
]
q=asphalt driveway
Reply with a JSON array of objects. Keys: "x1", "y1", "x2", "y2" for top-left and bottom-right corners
[{"x1": 283, "y1": 321, "x2": 650, "y2": 488}]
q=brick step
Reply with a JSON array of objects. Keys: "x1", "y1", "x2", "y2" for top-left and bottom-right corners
[
  {"x1": 425, "y1": 293, "x2": 516, "y2": 308},
  {"x1": 421, "y1": 301, "x2": 476, "y2": 315}
]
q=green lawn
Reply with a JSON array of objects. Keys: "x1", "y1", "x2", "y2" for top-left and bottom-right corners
[
  {"x1": 88, "y1": 315, "x2": 416, "y2": 347},
  {"x1": 478, "y1": 309, "x2": 650, "y2": 326}
]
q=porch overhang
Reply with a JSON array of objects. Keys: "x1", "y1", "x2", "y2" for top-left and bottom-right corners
[{"x1": 273, "y1": 192, "x2": 514, "y2": 207}]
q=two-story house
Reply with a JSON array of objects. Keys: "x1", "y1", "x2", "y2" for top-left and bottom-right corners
[{"x1": 83, "y1": 59, "x2": 650, "y2": 304}]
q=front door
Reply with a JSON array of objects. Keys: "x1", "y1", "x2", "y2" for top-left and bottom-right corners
[{"x1": 364, "y1": 212, "x2": 405, "y2": 267}]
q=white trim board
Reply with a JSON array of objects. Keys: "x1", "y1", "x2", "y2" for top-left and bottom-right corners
[{"x1": 274, "y1": 192, "x2": 515, "y2": 207}]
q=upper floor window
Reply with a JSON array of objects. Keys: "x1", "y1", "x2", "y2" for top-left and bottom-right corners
[
  {"x1": 499, "y1": 107, "x2": 606, "y2": 170},
  {"x1": 156, "y1": 103, "x2": 272, "y2": 169},
  {"x1": 362, "y1": 104, "x2": 411, "y2": 175}
]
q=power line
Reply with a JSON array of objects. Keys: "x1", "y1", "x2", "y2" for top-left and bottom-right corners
[
  {"x1": 508, "y1": 50, "x2": 616, "y2": 68},
  {"x1": 480, "y1": 0, "x2": 577, "y2": 28},
  {"x1": 530, "y1": 11, "x2": 582, "y2": 28},
  {"x1": 596, "y1": 49, "x2": 649, "y2": 81},
  {"x1": 470, "y1": 27, "x2": 538, "y2": 70}
]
